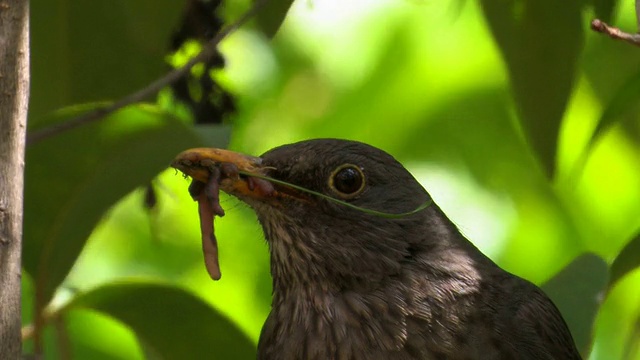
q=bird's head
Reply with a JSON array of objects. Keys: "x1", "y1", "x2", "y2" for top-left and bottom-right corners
[{"x1": 173, "y1": 139, "x2": 450, "y2": 292}]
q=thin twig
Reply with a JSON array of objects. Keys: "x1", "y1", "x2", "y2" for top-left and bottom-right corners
[
  {"x1": 590, "y1": 19, "x2": 640, "y2": 47},
  {"x1": 53, "y1": 316, "x2": 72, "y2": 360},
  {"x1": 27, "y1": 0, "x2": 266, "y2": 145}
]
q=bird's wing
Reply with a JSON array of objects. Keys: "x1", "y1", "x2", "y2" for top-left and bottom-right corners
[{"x1": 513, "y1": 286, "x2": 582, "y2": 360}]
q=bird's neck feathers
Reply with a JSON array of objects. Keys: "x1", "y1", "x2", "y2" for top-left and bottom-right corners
[
  {"x1": 259, "y1": 276, "x2": 414, "y2": 359},
  {"x1": 257, "y1": 204, "x2": 494, "y2": 358}
]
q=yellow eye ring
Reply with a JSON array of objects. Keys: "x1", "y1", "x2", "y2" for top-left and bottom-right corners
[{"x1": 328, "y1": 164, "x2": 366, "y2": 199}]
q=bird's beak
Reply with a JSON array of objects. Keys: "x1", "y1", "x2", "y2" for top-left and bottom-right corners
[{"x1": 171, "y1": 147, "x2": 276, "y2": 200}]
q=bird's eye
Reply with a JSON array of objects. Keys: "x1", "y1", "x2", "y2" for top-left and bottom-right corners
[{"x1": 328, "y1": 164, "x2": 365, "y2": 198}]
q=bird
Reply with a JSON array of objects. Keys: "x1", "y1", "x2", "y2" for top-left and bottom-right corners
[{"x1": 172, "y1": 138, "x2": 582, "y2": 360}]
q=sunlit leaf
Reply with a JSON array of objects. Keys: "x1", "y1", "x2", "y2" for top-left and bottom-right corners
[
  {"x1": 65, "y1": 282, "x2": 256, "y2": 359},
  {"x1": 23, "y1": 104, "x2": 226, "y2": 306},
  {"x1": 542, "y1": 253, "x2": 609, "y2": 354},
  {"x1": 621, "y1": 315, "x2": 640, "y2": 360},
  {"x1": 24, "y1": 305, "x2": 143, "y2": 359},
  {"x1": 479, "y1": 0, "x2": 584, "y2": 177},
  {"x1": 610, "y1": 232, "x2": 640, "y2": 287}
]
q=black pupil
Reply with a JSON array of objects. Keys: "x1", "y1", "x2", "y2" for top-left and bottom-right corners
[{"x1": 334, "y1": 167, "x2": 362, "y2": 194}]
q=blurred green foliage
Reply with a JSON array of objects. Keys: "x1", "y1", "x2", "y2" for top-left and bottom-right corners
[{"x1": 24, "y1": 0, "x2": 640, "y2": 359}]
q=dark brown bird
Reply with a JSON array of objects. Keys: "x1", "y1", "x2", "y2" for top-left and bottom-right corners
[{"x1": 173, "y1": 139, "x2": 581, "y2": 360}]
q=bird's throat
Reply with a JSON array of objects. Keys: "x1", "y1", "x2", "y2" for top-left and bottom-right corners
[{"x1": 260, "y1": 270, "x2": 413, "y2": 359}]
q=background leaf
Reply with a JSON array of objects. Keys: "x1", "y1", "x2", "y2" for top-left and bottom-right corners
[
  {"x1": 255, "y1": 0, "x2": 296, "y2": 38},
  {"x1": 479, "y1": 0, "x2": 584, "y2": 177},
  {"x1": 610, "y1": 233, "x2": 640, "y2": 287},
  {"x1": 592, "y1": 0, "x2": 620, "y2": 23},
  {"x1": 591, "y1": 68, "x2": 640, "y2": 148},
  {"x1": 542, "y1": 253, "x2": 609, "y2": 354},
  {"x1": 30, "y1": 0, "x2": 183, "y2": 120},
  {"x1": 64, "y1": 282, "x2": 256, "y2": 360}
]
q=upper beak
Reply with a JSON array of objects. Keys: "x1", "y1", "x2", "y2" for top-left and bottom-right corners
[{"x1": 171, "y1": 147, "x2": 275, "y2": 200}]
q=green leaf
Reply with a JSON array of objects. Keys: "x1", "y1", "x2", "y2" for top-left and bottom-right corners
[
  {"x1": 196, "y1": 124, "x2": 232, "y2": 147},
  {"x1": 254, "y1": 0, "x2": 295, "y2": 38},
  {"x1": 65, "y1": 281, "x2": 256, "y2": 359},
  {"x1": 479, "y1": 0, "x2": 584, "y2": 178},
  {"x1": 542, "y1": 253, "x2": 609, "y2": 354},
  {"x1": 22, "y1": 104, "x2": 226, "y2": 306},
  {"x1": 591, "y1": 68, "x2": 640, "y2": 148},
  {"x1": 591, "y1": 0, "x2": 619, "y2": 23},
  {"x1": 30, "y1": 0, "x2": 183, "y2": 120},
  {"x1": 610, "y1": 232, "x2": 640, "y2": 287}
]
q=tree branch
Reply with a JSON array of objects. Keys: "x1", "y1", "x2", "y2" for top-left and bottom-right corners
[
  {"x1": 590, "y1": 19, "x2": 640, "y2": 46},
  {"x1": 0, "y1": 0, "x2": 29, "y2": 358},
  {"x1": 27, "y1": 0, "x2": 266, "y2": 145},
  {"x1": 591, "y1": 1, "x2": 640, "y2": 46}
]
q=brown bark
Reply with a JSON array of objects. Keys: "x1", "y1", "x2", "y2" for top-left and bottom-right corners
[{"x1": 0, "y1": 0, "x2": 30, "y2": 358}]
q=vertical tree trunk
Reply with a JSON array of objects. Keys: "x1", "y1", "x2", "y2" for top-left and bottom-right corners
[{"x1": 0, "y1": 0, "x2": 30, "y2": 358}]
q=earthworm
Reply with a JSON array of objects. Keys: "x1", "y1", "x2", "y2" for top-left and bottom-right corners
[
  {"x1": 187, "y1": 162, "x2": 274, "y2": 280},
  {"x1": 192, "y1": 166, "x2": 225, "y2": 280}
]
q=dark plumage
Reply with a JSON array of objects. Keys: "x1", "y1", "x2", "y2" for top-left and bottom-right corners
[{"x1": 175, "y1": 139, "x2": 582, "y2": 359}]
